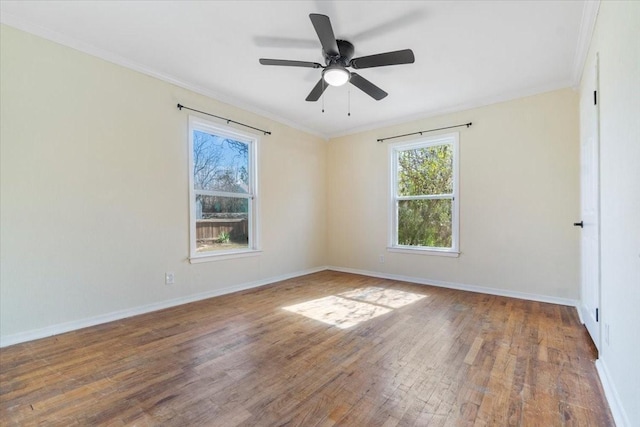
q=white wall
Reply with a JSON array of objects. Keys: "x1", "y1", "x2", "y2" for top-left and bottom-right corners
[
  {"x1": 327, "y1": 89, "x2": 580, "y2": 301},
  {"x1": 0, "y1": 25, "x2": 327, "y2": 343},
  {"x1": 581, "y1": 2, "x2": 640, "y2": 425}
]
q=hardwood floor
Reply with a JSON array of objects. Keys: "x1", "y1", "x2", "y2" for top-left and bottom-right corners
[{"x1": 0, "y1": 271, "x2": 613, "y2": 426}]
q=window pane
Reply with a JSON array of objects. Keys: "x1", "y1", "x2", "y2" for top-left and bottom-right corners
[
  {"x1": 398, "y1": 199, "x2": 452, "y2": 248},
  {"x1": 193, "y1": 130, "x2": 249, "y2": 193},
  {"x1": 195, "y1": 195, "x2": 249, "y2": 253},
  {"x1": 398, "y1": 144, "x2": 453, "y2": 196}
]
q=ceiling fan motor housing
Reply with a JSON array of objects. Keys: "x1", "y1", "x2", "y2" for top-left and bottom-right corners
[{"x1": 324, "y1": 40, "x2": 355, "y2": 66}]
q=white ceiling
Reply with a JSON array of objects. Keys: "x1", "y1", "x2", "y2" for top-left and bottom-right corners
[{"x1": 1, "y1": 1, "x2": 597, "y2": 139}]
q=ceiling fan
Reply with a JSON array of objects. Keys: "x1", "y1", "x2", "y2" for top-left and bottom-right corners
[{"x1": 259, "y1": 14, "x2": 415, "y2": 102}]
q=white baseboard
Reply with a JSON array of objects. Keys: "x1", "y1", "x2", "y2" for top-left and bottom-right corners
[
  {"x1": 576, "y1": 303, "x2": 586, "y2": 324},
  {"x1": 0, "y1": 266, "x2": 328, "y2": 348},
  {"x1": 327, "y1": 266, "x2": 580, "y2": 307},
  {"x1": 596, "y1": 359, "x2": 631, "y2": 427},
  {"x1": 4, "y1": 265, "x2": 623, "y2": 424},
  {"x1": 0, "y1": 265, "x2": 581, "y2": 348},
  {"x1": 334, "y1": 266, "x2": 629, "y2": 425}
]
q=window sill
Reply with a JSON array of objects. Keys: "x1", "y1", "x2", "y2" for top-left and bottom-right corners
[
  {"x1": 189, "y1": 249, "x2": 262, "y2": 263},
  {"x1": 387, "y1": 247, "x2": 460, "y2": 258}
]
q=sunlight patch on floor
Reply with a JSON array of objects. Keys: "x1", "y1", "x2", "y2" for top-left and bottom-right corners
[
  {"x1": 338, "y1": 287, "x2": 426, "y2": 308},
  {"x1": 283, "y1": 287, "x2": 427, "y2": 329}
]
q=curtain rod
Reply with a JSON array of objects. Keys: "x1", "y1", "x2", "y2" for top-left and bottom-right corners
[
  {"x1": 377, "y1": 122, "x2": 472, "y2": 143},
  {"x1": 177, "y1": 104, "x2": 272, "y2": 136}
]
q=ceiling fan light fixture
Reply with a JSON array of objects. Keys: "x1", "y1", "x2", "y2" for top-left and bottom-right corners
[{"x1": 323, "y1": 65, "x2": 350, "y2": 86}]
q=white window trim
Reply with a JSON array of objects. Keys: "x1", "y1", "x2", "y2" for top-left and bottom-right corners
[
  {"x1": 388, "y1": 132, "x2": 460, "y2": 257},
  {"x1": 188, "y1": 115, "x2": 260, "y2": 263}
]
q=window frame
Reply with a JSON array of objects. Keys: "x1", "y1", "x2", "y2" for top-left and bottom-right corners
[
  {"x1": 388, "y1": 132, "x2": 460, "y2": 257},
  {"x1": 188, "y1": 115, "x2": 260, "y2": 263}
]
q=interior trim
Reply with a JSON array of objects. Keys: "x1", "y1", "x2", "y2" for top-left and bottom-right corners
[
  {"x1": 596, "y1": 359, "x2": 630, "y2": 427},
  {"x1": 0, "y1": 14, "x2": 321, "y2": 139},
  {"x1": 0, "y1": 265, "x2": 328, "y2": 348},
  {"x1": 571, "y1": 0, "x2": 601, "y2": 87},
  {"x1": 327, "y1": 266, "x2": 580, "y2": 307}
]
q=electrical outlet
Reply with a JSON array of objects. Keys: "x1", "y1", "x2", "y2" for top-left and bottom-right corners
[
  {"x1": 165, "y1": 272, "x2": 175, "y2": 285},
  {"x1": 379, "y1": 255, "x2": 385, "y2": 263},
  {"x1": 604, "y1": 323, "x2": 610, "y2": 345}
]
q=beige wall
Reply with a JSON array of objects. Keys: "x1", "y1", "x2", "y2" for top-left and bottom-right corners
[
  {"x1": 327, "y1": 89, "x2": 580, "y2": 300},
  {"x1": 0, "y1": 25, "x2": 327, "y2": 340},
  {"x1": 582, "y1": 2, "x2": 640, "y2": 425}
]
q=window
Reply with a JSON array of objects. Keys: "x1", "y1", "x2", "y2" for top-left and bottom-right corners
[
  {"x1": 188, "y1": 116, "x2": 259, "y2": 261},
  {"x1": 389, "y1": 133, "x2": 459, "y2": 256}
]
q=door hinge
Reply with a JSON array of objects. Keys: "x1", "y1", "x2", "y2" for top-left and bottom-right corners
[
  {"x1": 594, "y1": 90, "x2": 597, "y2": 105},
  {"x1": 596, "y1": 308, "x2": 599, "y2": 322}
]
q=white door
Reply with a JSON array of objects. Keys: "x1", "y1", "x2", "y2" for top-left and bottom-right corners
[{"x1": 578, "y1": 53, "x2": 600, "y2": 350}]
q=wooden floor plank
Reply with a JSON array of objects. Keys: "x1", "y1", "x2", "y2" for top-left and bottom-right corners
[{"x1": 0, "y1": 271, "x2": 614, "y2": 426}]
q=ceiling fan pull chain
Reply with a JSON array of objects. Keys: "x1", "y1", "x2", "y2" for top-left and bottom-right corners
[
  {"x1": 348, "y1": 89, "x2": 351, "y2": 117},
  {"x1": 322, "y1": 80, "x2": 325, "y2": 113}
]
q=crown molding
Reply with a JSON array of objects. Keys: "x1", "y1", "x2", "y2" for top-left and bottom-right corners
[
  {"x1": 570, "y1": 0, "x2": 600, "y2": 88},
  {"x1": 327, "y1": 80, "x2": 573, "y2": 140},
  {"x1": 1, "y1": 2, "x2": 597, "y2": 141},
  {"x1": 0, "y1": 15, "x2": 327, "y2": 140}
]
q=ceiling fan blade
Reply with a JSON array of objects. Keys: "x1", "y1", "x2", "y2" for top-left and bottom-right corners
[
  {"x1": 309, "y1": 14, "x2": 339, "y2": 57},
  {"x1": 259, "y1": 58, "x2": 323, "y2": 68},
  {"x1": 350, "y1": 49, "x2": 415, "y2": 69},
  {"x1": 305, "y1": 79, "x2": 328, "y2": 102},
  {"x1": 349, "y1": 73, "x2": 388, "y2": 100}
]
